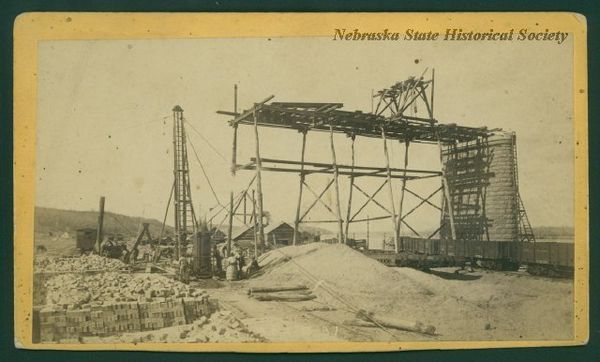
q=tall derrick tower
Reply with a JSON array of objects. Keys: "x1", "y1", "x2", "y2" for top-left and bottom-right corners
[{"x1": 172, "y1": 105, "x2": 197, "y2": 258}]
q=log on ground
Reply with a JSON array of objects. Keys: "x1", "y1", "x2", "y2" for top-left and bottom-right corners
[{"x1": 252, "y1": 293, "x2": 316, "y2": 302}]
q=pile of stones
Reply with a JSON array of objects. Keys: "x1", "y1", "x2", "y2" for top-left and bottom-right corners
[{"x1": 35, "y1": 254, "x2": 126, "y2": 273}]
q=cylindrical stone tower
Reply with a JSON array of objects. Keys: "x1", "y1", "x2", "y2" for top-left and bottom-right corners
[
  {"x1": 484, "y1": 132, "x2": 519, "y2": 241},
  {"x1": 441, "y1": 131, "x2": 520, "y2": 242}
]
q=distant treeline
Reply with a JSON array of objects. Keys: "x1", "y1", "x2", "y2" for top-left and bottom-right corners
[
  {"x1": 35, "y1": 206, "x2": 172, "y2": 237},
  {"x1": 532, "y1": 226, "x2": 574, "y2": 239}
]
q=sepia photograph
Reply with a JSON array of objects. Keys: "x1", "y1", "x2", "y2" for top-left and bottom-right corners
[{"x1": 13, "y1": 13, "x2": 588, "y2": 352}]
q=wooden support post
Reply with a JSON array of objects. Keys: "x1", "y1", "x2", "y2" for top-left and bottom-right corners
[
  {"x1": 231, "y1": 124, "x2": 238, "y2": 172},
  {"x1": 371, "y1": 89, "x2": 374, "y2": 113},
  {"x1": 344, "y1": 135, "x2": 356, "y2": 244},
  {"x1": 227, "y1": 126, "x2": 238, "y2": 257},
  {"x1": 243, "y1": 190, "x2": 247, "y2": 225},
  {"x1": 252, "y1": 189, "x2": 257, "y2": 258},
  {"x1": 95, "y1": 196, "x2": 105, "y2": 253},
  {"x1": 254, "y1": 108, "x2": 265, "y2": 250},
  {"x1": 293, "y1": 130, "x2": 307, "y2": 245},
  {"x1": 227, "y1": 85, "x2": 239, "y2": 258},
  {"x1": 438, "y1": 138, "x2": 456, "y2": 240},
  {"x1": 396, "y1": 140, "x2": 410, "y2": 250},
  {"x1": 232, "y1": 85, "x2": 239, "y2": 170},
  {"x1": 381, "y1": 128, "x2": 399, "y2": 253},
  {"x1": 227, "y1": 192, "x2": 234, "y2": 257},
  {"x1": 159, "y1": 181, "x2": 175, "y2": 242},
  {"x1": 329, "y1": 125, "x2": 345, "y2": 244},
  {"x1": 227, "y1": 84, "x2": 240, "y2": 257},
  {"x1": 366, "y1": 214, "x2": 370, "y2": 249}
]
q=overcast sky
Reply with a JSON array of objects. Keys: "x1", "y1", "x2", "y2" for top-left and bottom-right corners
[{"x1": 35, "y1": 37, "x2": 573, "y2": 235}]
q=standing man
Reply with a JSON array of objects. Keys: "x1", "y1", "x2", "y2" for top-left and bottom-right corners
[
  {"x1": 179, "y1": 255, "x2": 190, "y2": 284},
  {"x1": 213, "y1": 244, "x2": 222, "y2": 273}
]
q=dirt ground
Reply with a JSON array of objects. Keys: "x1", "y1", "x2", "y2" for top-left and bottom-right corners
[
  {"x1": 77, "y1": 310, "x2": 266, "y2": 344},
  {"x1": 209, "y1": 243, "x2": 573, "y2": 342},
  {"x1": 34, "y1": 237, "x2": 573, "y2": 343},
  {"x1": 202, "y1": 275, "x2": 572, "y2": 342}
]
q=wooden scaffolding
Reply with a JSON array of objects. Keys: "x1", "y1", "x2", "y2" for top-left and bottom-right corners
[{"x1": 217, "y1": 70, "x2": 492, "y2": 253}]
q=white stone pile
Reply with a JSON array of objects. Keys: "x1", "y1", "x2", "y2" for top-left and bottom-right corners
[
  {"x1": 44, "y1": 272, "x2": 207, "y2": 306},
  {"x1": 35, "y1": 254, "x2": 126, "y2": 273}
]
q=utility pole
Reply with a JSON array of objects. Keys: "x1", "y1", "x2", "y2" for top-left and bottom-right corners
[
  {"x1": 253, "y1": 108, "x2": 265, "y2": 250},
  {"x1": 252, "y1": 189, "x2": 257, "y2": 258},
  {"x1": 228, "y1": 85, "x2": 238, "y2": 257},
  {"x1": 366, "y1": 214, "x2": 370, "y2": 250},
  {"x1": 95, "y1": 196, "x2": 105, "y2": 253},
  {"x1": 227, "y1": 192, "x2": 234, "y2": 257}
]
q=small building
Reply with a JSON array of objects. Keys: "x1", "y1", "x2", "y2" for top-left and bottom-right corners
[
  {"x1": 232, "y1": 221, "x2": 296, "y2": 247},
  {"x1": 265, "y1": 222, "x2": 295, "y2": 246},
  {"x1": 232, "y1": 225, "x2": 256, "y2": 244}
]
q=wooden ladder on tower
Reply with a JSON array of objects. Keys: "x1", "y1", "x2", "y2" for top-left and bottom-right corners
[{"x1": 512, "y1": 133, "x2": 536, "y2": 243}]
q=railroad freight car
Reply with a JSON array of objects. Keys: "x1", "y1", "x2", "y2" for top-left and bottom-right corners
[
  {"x1": 363, "y1": 237, "x2": 573, "y2": 278},
  {"x1": 519, "y1": 241, "x2": 573, "y2": 277}
]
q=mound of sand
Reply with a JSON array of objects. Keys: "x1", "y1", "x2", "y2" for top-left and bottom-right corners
[
  {"x1": 249, "y1": 243, "x2": 573, "y2": 340},
  {"x1": 252, "y1": 243, "x2": 438, "y2": 321}
]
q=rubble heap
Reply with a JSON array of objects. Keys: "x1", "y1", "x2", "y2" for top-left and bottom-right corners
[
  {"x1": 86, "y1": 311, "x2": 265, "y2": 344},
  {"x1": 35, "y1": 254, "x2": 126, "y2": 273},
  {"x1": 44, "y1": 272, "x2": 205, "y2": 306}
]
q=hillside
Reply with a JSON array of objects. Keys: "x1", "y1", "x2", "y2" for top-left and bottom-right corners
[
  {"x1": 532, "y1": 226, "x2": 574, "y2": 239},
  {"x1": 35, "y1": 206, "x2": 173, "y2": 237}
]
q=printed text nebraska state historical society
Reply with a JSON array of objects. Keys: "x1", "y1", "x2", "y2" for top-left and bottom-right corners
[{"x1": 333, "y1": 28, "x2": 569, "y2": 44}]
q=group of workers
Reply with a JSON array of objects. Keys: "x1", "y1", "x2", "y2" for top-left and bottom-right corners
[
  {"x1": 175, "y1": 243, "x2": 260, "y2": 284},
  {"x1": 213, "y1": 244, "x2": 260, "y2": 281}
]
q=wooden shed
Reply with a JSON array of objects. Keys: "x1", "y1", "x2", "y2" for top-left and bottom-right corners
[
  {"x1": 232, "y1": 221, "x2": 296, "y2": 247},
  {"x1": 265, "y1": 222, "x2": 295, "y2": 246}
]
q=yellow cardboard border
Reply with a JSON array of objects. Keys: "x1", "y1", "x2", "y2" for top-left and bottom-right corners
[{"x1": 13, "y1": 12, "x2": 589, "y2": 352}]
